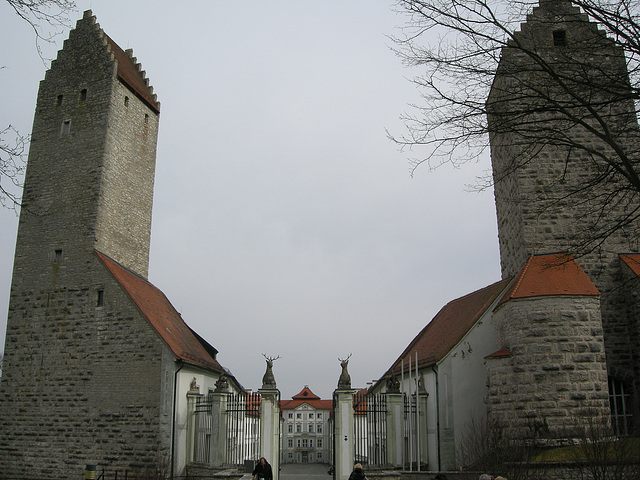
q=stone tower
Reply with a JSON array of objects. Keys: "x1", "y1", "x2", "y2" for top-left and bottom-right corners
[
  {"x1": 487, "y1": 0, "x2": 640, "y2": 435},
  {"x1": 0, "y1": 11, "x2": 166, "y2": 478}
]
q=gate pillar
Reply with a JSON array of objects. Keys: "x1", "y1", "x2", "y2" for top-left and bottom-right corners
[
  {"x1": 186, "y1": 390, "x2": 201, "y2": 463},
  {"x1": 417, "y1": 392, "x2": 428, "y2": 468},
  {"x1": 258, "y1": 388, "x2": 280, "y2": 480},
  {"x1": 384, "y1": 392, "x2": 403, "y2": 467},
  {"x1": 209, "y1": 391, "x2": 229, "y2": 467},
  {"x1": 333, "y1": 389, "x2": 356, "y2": 480}
]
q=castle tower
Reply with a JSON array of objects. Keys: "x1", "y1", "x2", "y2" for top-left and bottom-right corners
[
  {"x1": 487, "y1": 0, "x2": 640, "y2": 434},
  {"x1": 0, "y1": 11, "x2": 165, "y2": 477}
]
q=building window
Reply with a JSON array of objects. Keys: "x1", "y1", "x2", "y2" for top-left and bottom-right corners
[
  {"x1": 124, "y1": 96, "x2": 130, "y2": 107},
  {"x1": 288, "y1": 439, "x2": 293, "y2": 448},
  {"x1": 288, "y1": 413, "x2": 293, "y2": 419},
  {"x1": 53, "y1": 249, "x2": 62, "y2": 263},
  {"x1": 288, "y1": 424, "x2": 293, "y2": 433},
  {"x1": 309, "y1": 439, "x2": 313, "y2": 447},
  {"x1": 302, "y1": 439, "x2": 308, "y2": 448},
  {"x1": 288, "y1": 452, "x2": 293, "y2": 459},
  {"x1": 609, "y1": 377, "x2": 633, "y2": 436},
  {"x1": 317, "y1": 439, "x2": 322, "y2": 448},
  {"x1": 96, "y1": 289, "x2": 104, "y2": 307},
  {"x1": 296, "y1": 413, "x2": 301, "y2": 419},
  {"x1": 309, "y1": 413, "x2": 313, "y2": 419},
  {"x1": 61, "y1": 120, "x2": 71, "y2": 135},
  {"x1": 553, "y1": 29, "x2": 567, "y2": 47},
  {"x1": 145, "y1": 113, "x2": 149, "y2": 124},
  {"x1": 80, "y1": 89, "x2": 87, "y2": 101},
  {"x1": 56, "y1": 94, "x2": 63, "y2": 106},
  {"x1": 297, "y1": 439, "x2": 301, "y2": 447},
  {"x1": 296, "y1": 424, "x2": 301, "y2": 433},
  {"x1": 317, "y1": 424, "x2": 322, "y2": 433},
  {"x1": 308, "y1": 424, "x2": 313, "y2": 433}
]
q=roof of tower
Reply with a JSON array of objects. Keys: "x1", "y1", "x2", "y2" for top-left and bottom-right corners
[
  {"x1": 82, "y1": 10, "x2": 160, "y2": 113},
  {"x1": 620, "y1": 254, "x2": 640, "y2": 276},
  {"x1": 96, "y1": 250, "x2": 230, "y2": 375},
  {"x1": 380, "y1": 277, "x2": 513, "y2": 378},
  {"x1": 496, "y1": 254, "x2": 599, "y2": 307}
]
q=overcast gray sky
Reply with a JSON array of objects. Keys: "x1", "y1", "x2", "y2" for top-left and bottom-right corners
[{"x1": 0, "y1": 0, "x2": 501, "y2": 400}]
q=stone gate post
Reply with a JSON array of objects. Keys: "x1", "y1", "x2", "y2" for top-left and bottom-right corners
[
  {"x1": 384, "y1": 392, "x2": 404, "y2": 467},
  {"x1": 258, "y1": 388, "x2": 280, "y2": 480},
  {"x1": 186, "y1": 390, "x2": 201, "y2": 463},
  {"x1": 209, "y1": 391, "x2": 229, "y2": 467},
  {"x1": 333, "y1": 388, "x2": 356, "y2": 480}
]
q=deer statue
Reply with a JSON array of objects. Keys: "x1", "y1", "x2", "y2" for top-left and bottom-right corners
[
  {"x1": 261, "y1": 354, "x2": 281, "y2": 389},
  {"x1": 337, "y1": 354, "x2": 352, "y2": 389}
]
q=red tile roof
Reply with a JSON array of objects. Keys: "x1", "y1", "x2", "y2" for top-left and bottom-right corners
[
  {"x1": 280, "y1": 386, "x2": 332, "y2": 411},
  {"x1": 496, "y1": 254, "x2": 599, "y2": 307},
  {"x1": 292, "y1": 386, "x2": 321, "y2": 401},
  {"x1": 104, "y1": 33, "x2": 160, "y2": 113},
  {"x1": 486, "y1": 347, "x2": 512, "y2": 358},
  {"x1": 620, "y1": 254, "x2": 640, "y2": 276},
  {"x1": 382, "y1": 278, "x2": 513, "y2": 378},
  {"x1": 96, "y1": 250, "x2": 225, "y2": 373}
]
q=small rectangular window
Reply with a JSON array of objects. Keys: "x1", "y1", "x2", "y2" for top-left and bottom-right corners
[
  {"x1": 553, "y1": 30, "x2": 567, "y2": 47},
  {"x1": 57, "y1": 94, "x2": 63, "y2": 106},
  {"x1": 80, "y1": 89, "x2": 87, "y2": 101},
  {"x1": 96, "y1": 289, "x2": 104, "y2": 307},
  {"x1": 124, "y1": 96, "x2": 130, "y2": 107},
  {"x1": 54, "y1": 249, "x2": 62, "y2": 263},
  {"x1": 61, "y1": 120, "x2": 71, "y2": 135}
]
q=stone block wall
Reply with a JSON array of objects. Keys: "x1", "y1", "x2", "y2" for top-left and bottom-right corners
[
  {"x1": 488, "y1": 0, "x2": 640, "y2": 423},
  {"x1": 487, "y1": 295, "x2": 610, "y2": 440},
  {"x1": 0, "y1": 256, "x2": 174, "y2": 478},
  {"x1": 0, "y1": 11, "x2": 167, "y2": 479}
]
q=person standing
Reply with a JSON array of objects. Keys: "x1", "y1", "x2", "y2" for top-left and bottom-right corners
[
  {"x1": 252, "y1": 457, "x2": 273, "y2": 480},
  {"x1": 348, "y1": 463, "x2": 366, "y2": 480}
]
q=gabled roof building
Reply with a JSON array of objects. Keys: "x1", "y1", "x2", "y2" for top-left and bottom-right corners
[
  {"x1": 280, "y1": 387, "x2": 332, "y2": 464},
  {"x1": 374, "y1": 0, "x2": 640, "y2": 471}
]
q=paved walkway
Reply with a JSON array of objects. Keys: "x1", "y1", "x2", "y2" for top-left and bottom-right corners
[{"x1": 280, "y1": 463, "x2": 331, "y2": 480}]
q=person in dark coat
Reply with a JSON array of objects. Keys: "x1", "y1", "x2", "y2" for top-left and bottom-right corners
[
  {"x1": 348, "y1": 463, "x2": 366, "y2": 480},
  {"x1": 252, "y1": 457, "x2": 273, "y2": 480}
]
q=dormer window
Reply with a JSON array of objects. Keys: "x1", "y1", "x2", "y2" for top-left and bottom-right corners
[{"x1": 553, "y1": 29, "x2": 567, "y2": 47}]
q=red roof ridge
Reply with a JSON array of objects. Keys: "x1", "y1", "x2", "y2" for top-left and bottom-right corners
[
  {"x1": 291, "y1": 386, "x2": 321, "y2": 400},
  {"x1": 620, "y1": 253, "x2": 640, "y2": 276},
  {"x1": 95, "y1": 250, "x2": 226, "y2": 374},
  {"x1": 381, "y1": 277, "x2": 512, "y2": 380},
  {"x1": 496, "y1": 254, "x2": 599, "y2": 308},
  {"x1": 486, "y1": 347, "x2": 511, "y2": 359}
]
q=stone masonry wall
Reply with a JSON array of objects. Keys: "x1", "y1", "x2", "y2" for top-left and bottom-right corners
[
  {"x1": 0, "y1": 259, "x2": 174, "y2": 478},
  {"x1": 487, "y1": 295, "x2": 610, "y2": 440},
  {"x1": 0, "y1": 11, "x2": 168, "y2": 479},
  {"x1": 488, "y1": 0, "x2": 640, "y2": 418}
]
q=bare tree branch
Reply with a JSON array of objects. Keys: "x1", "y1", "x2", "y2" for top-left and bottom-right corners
[
  {"x1": 390, "y1": 0, "x2": 640, "y2": 258},
  {"x1": 1, "y1": 0, "x2": 77, "y2": 210}
]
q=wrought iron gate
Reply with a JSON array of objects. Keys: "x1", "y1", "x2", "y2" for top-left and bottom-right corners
[
  {"x1": 353, "y1": 391, "x2": 387, "y2": 466},
  {"x1": 225, "y1": 392, "x2": 261, "y2": 465},
  {"x1": 192, "y1": 391, "x2": 262, "y2": 466}
]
